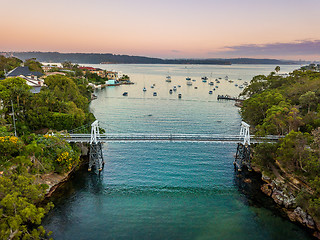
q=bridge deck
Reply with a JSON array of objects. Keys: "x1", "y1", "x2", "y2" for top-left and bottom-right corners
[{"x1": 65, "y1": 133, "x2": 281, "y2": 143}]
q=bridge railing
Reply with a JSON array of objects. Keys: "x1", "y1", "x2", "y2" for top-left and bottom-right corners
[{"x1": 65, "y1": 133, "x2": 283, "y2": 143}]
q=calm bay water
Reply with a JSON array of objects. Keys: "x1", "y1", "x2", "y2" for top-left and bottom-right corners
[{"x1": 43, "y1": 64, "x2": 313, "y2": 239}]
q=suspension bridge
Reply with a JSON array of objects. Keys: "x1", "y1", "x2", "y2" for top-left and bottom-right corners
[{"x1": 64, "y1": 120, "x2": 281, "y2": 173}]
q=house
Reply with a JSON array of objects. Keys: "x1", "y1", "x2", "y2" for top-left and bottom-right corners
[
  {"x1": 106, "y1": 71, "x2": 118, "y2": 80},
  {"x1": 5, "y1": 66, "x2": 45, "y2": 92},
  {"x1": 42, "y1": 65, "x2": 57, "y2": 72},
  {"x1": 6, "y1": 66, "x2": 44, "y2": 80},
  {"x1": 79, "y1": 67, "x2": 106, "y2": 78}
]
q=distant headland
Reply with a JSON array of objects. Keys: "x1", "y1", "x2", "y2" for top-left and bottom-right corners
[{"x1": 1, "y1": 51, "x2": 301, "y2": 65}]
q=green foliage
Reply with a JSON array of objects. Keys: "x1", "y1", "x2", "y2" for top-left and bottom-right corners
[
  {"x1": 24, "y1": 58, "x2": 43, "y2": 73},
  {"x1": 241, "y1": 69, "x2": 320, "y2": 222},
  {"x1": 0, "y1": 174, "x2": 53, "y2": 239},
  {"x1": 257, "y1": 103, "x2": 303, "y2": 135},
  {"x1": 0, "y1": 136, "x2": 24, "y2": 169},
  {"x1": 0, "y1": 56, "x2": 22, "y2": 78},
  {"x1": 276, "y1": 131, "x2": 316, "y2": 175},
  {"x1": 252, "y1": 143, "x2": 277, "y2": 172},
  {"x1": 241, "y1": 89, "x2": 286, "y2": 126},
  {"x1": 85, "y1": 72, "x2": 106, "y2": 85},
  {"x1": 0, "y1": 75, "x2": 93, "y2": 132},
  {"x1": 299, "y1": 91, "x2": 318, "y2": 113}
]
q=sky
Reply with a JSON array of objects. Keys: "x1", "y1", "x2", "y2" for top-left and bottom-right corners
[{"x1": 1, "y1": 0, "x2": 320, "y2": 60}]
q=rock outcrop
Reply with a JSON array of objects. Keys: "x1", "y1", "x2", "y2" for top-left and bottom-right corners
[{"x1": 259, "y1": 174, "x2": 319, "y2": 239}]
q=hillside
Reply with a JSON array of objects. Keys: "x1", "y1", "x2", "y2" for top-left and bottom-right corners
[{"x1": 1, "y1": 52, "x2": 299, "y2": 65}]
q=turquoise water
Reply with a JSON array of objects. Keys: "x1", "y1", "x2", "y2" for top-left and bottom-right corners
[{"x1": 43, "y1": 64, "x2": 313, "y2": 239}]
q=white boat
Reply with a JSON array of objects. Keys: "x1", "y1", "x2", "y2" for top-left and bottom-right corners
[
  {"x1": 239, "y1": 85, "x2": 244, "y2": 89},
  {"x1": 166, "y1": 76, "x2": 171, "y2": 82},
  {"x1": 151, "y1": 85, "x2": 154, "y2": 88},
  {"x1": 143, "y1": 87, "x2": 147, "y2": 91},
  {"x1": 243, "y1": 81, "x2": 249, "y2": 86},
  {"x1": 187, "y1": 81, "x2": 192, "y2": 86},
  {"x1": 173, "y1": 86, "x2": 177, "y2": 91}
]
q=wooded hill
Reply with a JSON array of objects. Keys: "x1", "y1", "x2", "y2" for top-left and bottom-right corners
[
  {"x1": 2, "y1": 52, "x2": 299, "y2": 65},
  {"x1": 240, "y1": 68, "x2": 320, "y2": 226}
]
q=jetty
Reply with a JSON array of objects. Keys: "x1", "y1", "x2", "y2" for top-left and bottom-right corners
[{"x1": 217, "y1": 95, "x2": 243, "y2": 101}]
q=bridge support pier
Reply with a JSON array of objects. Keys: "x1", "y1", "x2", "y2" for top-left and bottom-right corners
[
  {"x1": 234, "y1": 143, "x2": 251, "y2": 171},
  {"x1": 234, "y1": 121, "x2": 251, "y2": 171},
  {"x1": 88, "y1": 120, "x2": 104, "y2": 172}
]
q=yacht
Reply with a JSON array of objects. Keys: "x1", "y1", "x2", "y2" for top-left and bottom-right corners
[{"x1": 166, "y1": 76, "x2": 172, "y2": 82}]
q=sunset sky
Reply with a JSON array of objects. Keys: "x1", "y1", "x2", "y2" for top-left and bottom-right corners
[{"x1": 1, "y1": 0, "x2": 320, "y2": 60}]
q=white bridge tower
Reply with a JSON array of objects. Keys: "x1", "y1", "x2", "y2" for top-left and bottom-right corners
[{"x1": 88, "y1": 120, "x2": 104, "y2": 172}]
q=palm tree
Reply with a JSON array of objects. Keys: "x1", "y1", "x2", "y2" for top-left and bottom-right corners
[{"x1": 275, "y1": 66, "x2": 280, "y2": 73}]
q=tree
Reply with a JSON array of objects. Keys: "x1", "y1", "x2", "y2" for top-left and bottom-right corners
[
  {"x1": 0, "y1": 56, "x2": 22, "y2": 78},
  {"x1": 0, "y1": 77, "x2": 32, "y2": 126},
  {"x1": 299, "y1": 91, "x2": 318, "y2": 113},
  {"x1": 24, "y1": 59, "x2": 43, "y2": 73},
  {"x1": 0, "y1": 175, "x2": 53, "y2": 239},
  {"x1": 241, "y1": 89, "x2": 286, "y2": 126},
  {"x1": 277, "y1": 131, "x2": 314, "y2": 174},
  {"x1": 62, "y1": 61, "x2": 73, "y2": 69},
  {"x1": 275, "y1": 66, "x2": 280, "y2": 73}
]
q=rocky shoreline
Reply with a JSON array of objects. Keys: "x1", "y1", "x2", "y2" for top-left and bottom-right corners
[
  {"x1": 41, "y1": 143, "x2": 89, "y2": 199},
  {"x1": 250, "y1": 166, "x2": 320, "y2": 239}
]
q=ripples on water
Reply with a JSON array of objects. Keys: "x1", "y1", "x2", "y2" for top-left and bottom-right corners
[{"x1": 43, "y1": 64, "x2": 313, "y2": 240}]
